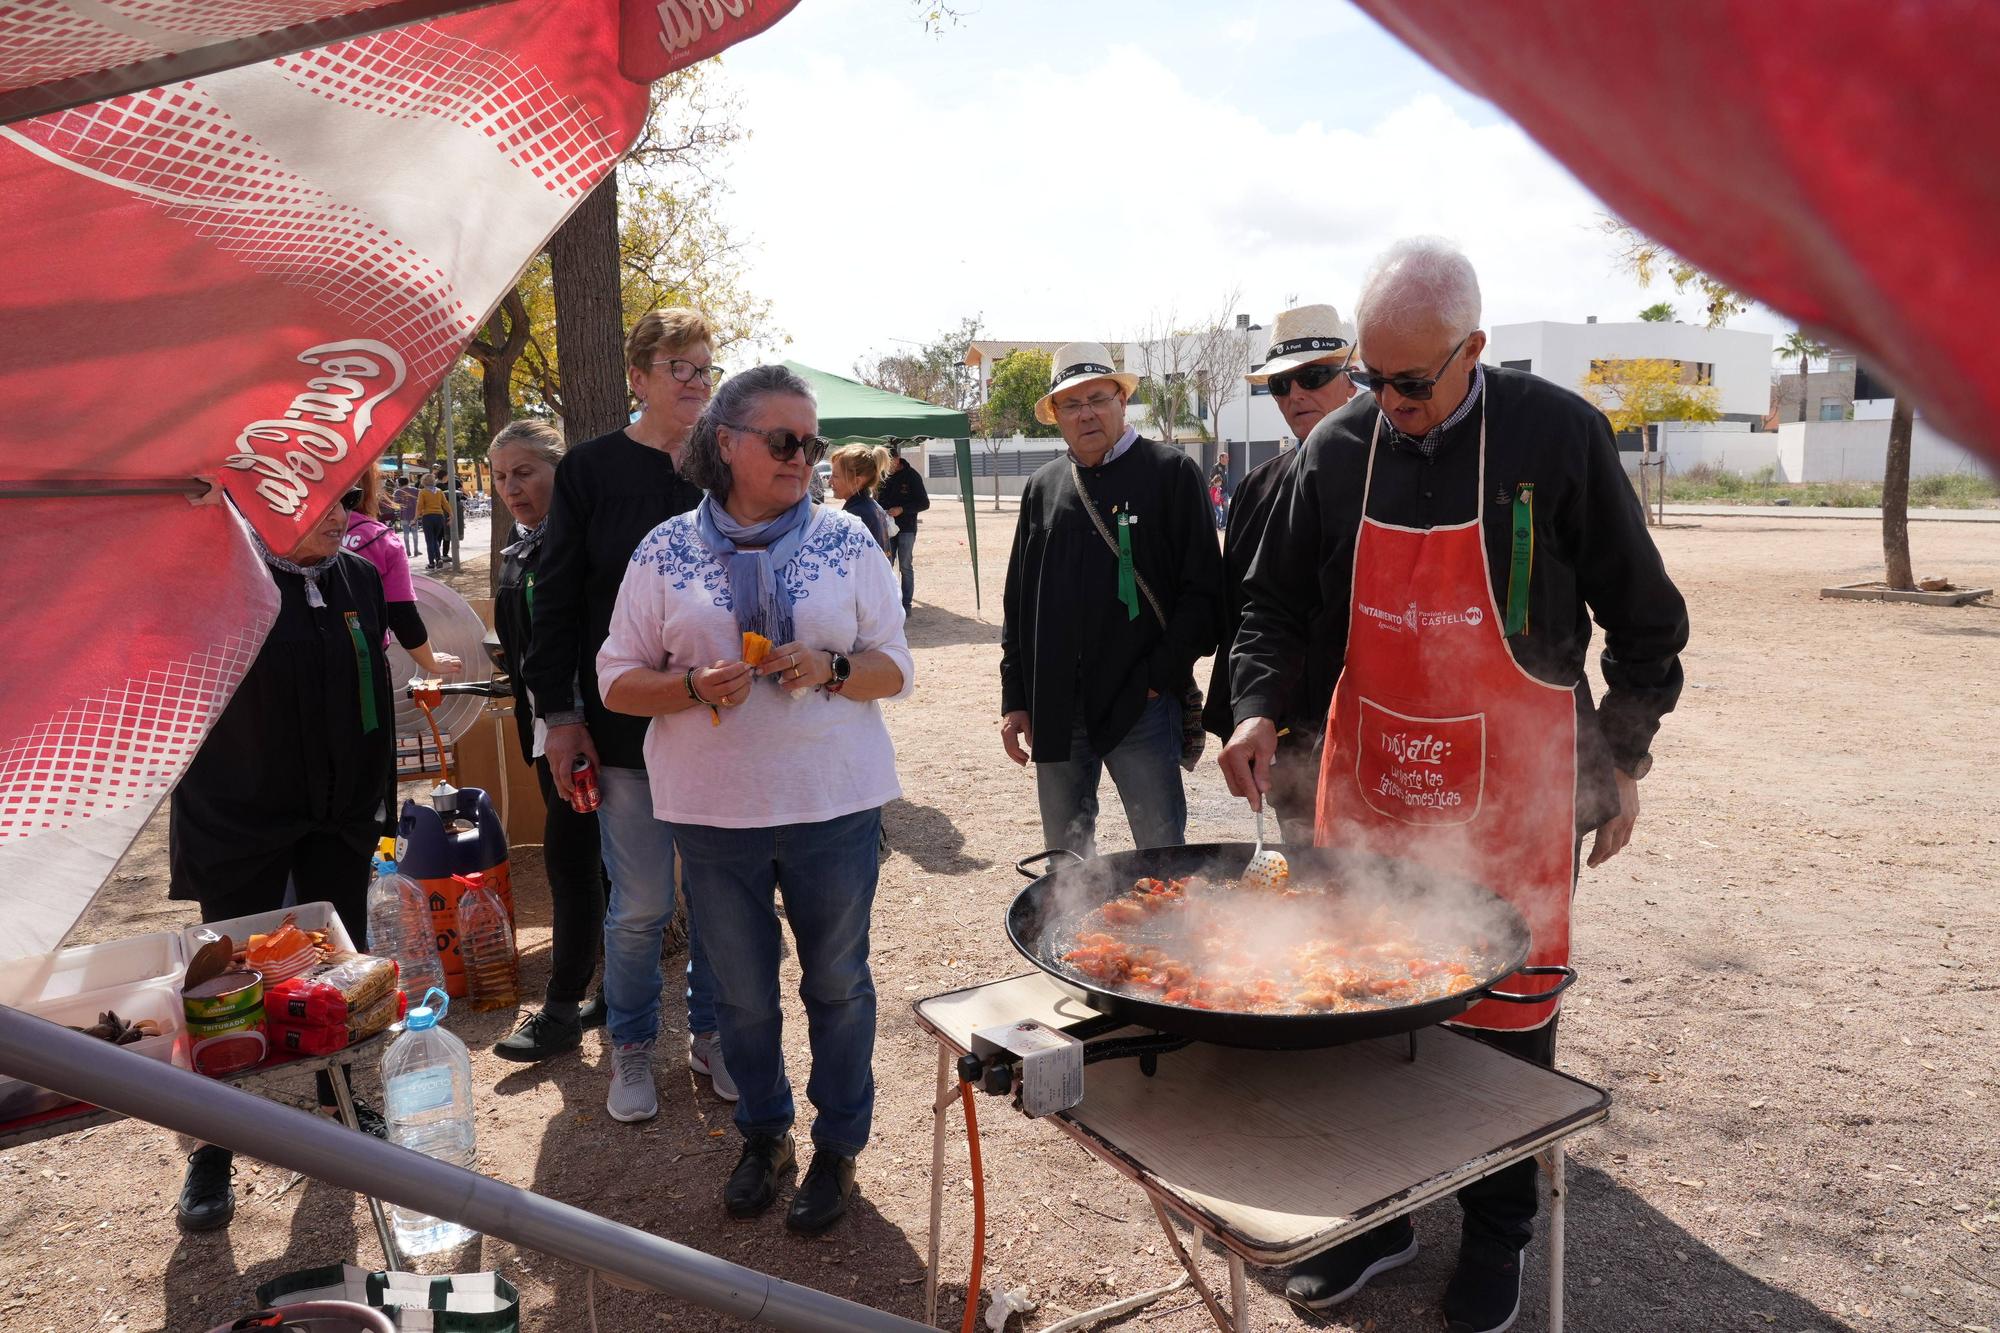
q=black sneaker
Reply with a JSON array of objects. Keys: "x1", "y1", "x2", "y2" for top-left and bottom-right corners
[
  {"x1": 492, "y1": 1008, "x2": 583, "y2": 1062},
  {"x1": 724, "y1": 1133, "x2": 796, "y2": 1218},
  {"x1": 784, "y1": 1150, "x2": 857, "y2": 1235},
  {"x1": 176, "y1": 1146, "x2": 235, "y2": 1232},
  {"x1": 1283, "y1": 1216, "x2": 1417, "y2": 1310},
  {"x1": 577, "y1": 992, "x2": 607, "y2": 1030},
  {"x1": 1443, "y1": 1240, "x2": 1523, "y2": 1333}
]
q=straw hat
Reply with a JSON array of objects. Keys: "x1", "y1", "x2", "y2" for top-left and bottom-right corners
[
  {"x1": 1033, "y1": 341, "x2": 1140, "y2": 426},
  {"x1": 1246, "y1": 304, "x2": 1354, "y2": 384}
]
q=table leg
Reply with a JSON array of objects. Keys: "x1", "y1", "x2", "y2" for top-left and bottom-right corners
[
  {"x1": 1149, "y1": 1198, "x2": 1234, "y2": 1332},
  {"x1": 1229, "y1": 1253, "x2": 1248, "y2": 1333},
  {"x1": 926, "y1": 1045, "x2": 951, "y2": 1328},
  {"x1": 1546, "y1": 1142, "x2": 1566, "y2": 1333},
  {"x1": 327, "y1": 1062, "x2": 403, "y2": 1271}
]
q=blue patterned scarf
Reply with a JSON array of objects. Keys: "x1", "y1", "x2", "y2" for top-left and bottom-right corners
[{"x1": 694, "y1": 494, "x2": 814, "y2": 642}]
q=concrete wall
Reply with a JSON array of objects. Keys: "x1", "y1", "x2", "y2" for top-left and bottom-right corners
[
  {"x1": 1652, "y1": 420, "x2": 1770, "y2": 476},
  {"x1": 1486, "y1": 320, "x2": 1774, "y2": 419},
  {"x1": 1773, "y1": 419, "x2": 1992, "y2": 483}
]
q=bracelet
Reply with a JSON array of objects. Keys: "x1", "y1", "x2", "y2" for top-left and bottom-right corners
[{"x1": 685, "y1": 667, "x2": 707, "y2": 706}]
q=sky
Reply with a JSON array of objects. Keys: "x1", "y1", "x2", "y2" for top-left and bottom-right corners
[{"x1": 702, "y1": 0, "x2": 1794, "y2": 375}]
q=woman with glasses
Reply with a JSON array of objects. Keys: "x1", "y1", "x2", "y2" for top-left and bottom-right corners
[
  {"x1": 518, "y1": 308, "x2": 736, "y2": 1107},
  {"x1": 598, "y1": 364, "x2": 913, "y2": 1235}
]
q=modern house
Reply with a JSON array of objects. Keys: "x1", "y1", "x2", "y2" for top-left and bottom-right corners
[{"x1": 1483, "y1": 319, "x2": 1775, "y2": 426}]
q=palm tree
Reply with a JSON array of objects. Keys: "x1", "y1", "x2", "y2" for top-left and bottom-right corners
[
  {"x1": 1779, "y1": 330, "x2": 1828, "y2": 422},
  {"x1": 1638, "y1": 301, "x2": 1676, "y2": 322}
]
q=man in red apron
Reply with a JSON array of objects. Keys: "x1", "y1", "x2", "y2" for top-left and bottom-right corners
[{"x1": 1222, "y1": 239, "x2": 1688, "y2": 1333}]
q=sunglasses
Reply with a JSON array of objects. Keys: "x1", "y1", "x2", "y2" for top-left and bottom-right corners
[
  {"x1": 1343, "y1": 333, "x2": 1472, "y2": 401},
  {"x1": 1267, "y1": 359, "x2": 1347, "y2": 399},
  {"x1": 651, "y1": 357, "x2": 725, "y2": 386},
  {"x1": 720, "y1": 421, "x2": 829, "y2": 465}
]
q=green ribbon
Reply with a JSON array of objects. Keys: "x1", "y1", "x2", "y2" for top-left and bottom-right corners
[
  {"x1": 344, "y1": 611, "x2": 381, "y2": 734},
  {"x1": 1505, "y1": 483, "x2": 1534, "y2": 637},
  {"x1": 1115, "y1": 508, "x2": 1140, "y2": 621},
  {"x1": 523, "y1": 569, "x2": 536, "y2": 625}
]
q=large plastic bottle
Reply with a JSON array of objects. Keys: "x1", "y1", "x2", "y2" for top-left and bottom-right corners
[
  {"x1": 365, "y1": 839, "x2": 446, "y2": 1005},
  {"x1": 380, "y1": 987, "x2": 478, "y2": 1255},
  {"x1": 454, "y1": 873, "x2": 518, "y2": 1012}
]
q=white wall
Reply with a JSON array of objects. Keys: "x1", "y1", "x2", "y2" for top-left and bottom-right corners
[
  {"x1": 1486, "y1": 320, "x2": 1774, "y2": 418},
  {"x1": 1773, "y1": 418, "x2": 1992, "y2": 483},
  {"x1": 1652, "y1": 420, "x2": 1771, "y2": 476}
]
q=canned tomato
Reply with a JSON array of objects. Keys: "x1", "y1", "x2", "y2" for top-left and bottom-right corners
[
  {"x1": 570, "y1": 755, "x2": 601, "y2": 814},
  {"x1": 183, "y1": 969, "x2": 264, "y2": 1023}
]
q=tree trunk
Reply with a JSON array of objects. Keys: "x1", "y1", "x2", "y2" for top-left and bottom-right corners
[
  {"x1": 1882, "y1": 398, "x2": 1916, "y2": 590},
  {"x1": 1635, "y1": 425, "x2": 1651, "y2": 523},
  {"x1": 468, "y1": 289, "x2": 529, "y2": 594},
  {"x1": 1798, "y1": 358, "x2": 1810, "y2": 422},
  {"x1": 548, "y1": 174, "x2": 629, "y2": 445}
]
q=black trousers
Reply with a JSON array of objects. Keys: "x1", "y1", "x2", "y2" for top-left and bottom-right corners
[
  {"x1": 421, "y1": 513, "x2": 447, "y2": 565},
  {"x1": 1454, "y1": 1017, "x2": 1560, "y2": 1253},
  {"x1": 533, "y1": 756, "x2": 608, "y2": 1006}
]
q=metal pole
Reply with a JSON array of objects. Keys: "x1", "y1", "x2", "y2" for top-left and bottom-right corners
[
  {"x1": 926, "y1": 1047, "x2": 951, "y2": 1327},
  {"x1": 1547, "y1": 1143, "x2": 1566, "y2": 1333},
  {"x1": 444, "y1": 367, "x2": 462, "y2": 573},
  {"x1": 0, "y1": 1007, "x2": 932, "y2": 1333}
]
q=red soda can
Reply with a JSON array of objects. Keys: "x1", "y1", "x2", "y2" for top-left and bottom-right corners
[{"x1": 569, "y1": 755, "x2": 601, "y2": 814}]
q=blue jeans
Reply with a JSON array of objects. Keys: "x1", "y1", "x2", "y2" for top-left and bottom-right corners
[
  {"x1": 597, "y1": 766, "x2": 717, "y2": 1045},
  {"x1": 1035, "y1": 692, "x2": 1186, "y2": 857},
  {"x1": 893, "y1": 530, "x2": 917, "y2": 611},
  {"x1": 668, "y1": 808, "x2": 880, "y2": 1156}
]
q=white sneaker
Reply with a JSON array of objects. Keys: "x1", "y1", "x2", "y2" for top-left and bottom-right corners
[
  {"x1": 688, "y1": 1030, "x2": 739, "y2": 1102},
  {"x1": 606, "y1": 1039, "x2": 658, "y2": 1122}
]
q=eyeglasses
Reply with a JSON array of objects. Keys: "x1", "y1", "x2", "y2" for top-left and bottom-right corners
[
  {"x1": 1267, "y1": 358, "x2": 1348, "y2": 399},
  {"x1": 1054, "y1": 391, "x2": 1122, "y2": 418},
  {"x1": 651, "y1": 358, "x2": 724, "y2": 386},
  {"x1": 719, "y1": 421, "x2": 829, "y2": 464},
  {"x1": 1343, "y1": 333, "x2": 1472, "y2": 401}
]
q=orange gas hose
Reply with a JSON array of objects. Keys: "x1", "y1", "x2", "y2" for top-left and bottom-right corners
[
  {"x1": 960, "y1": 1079, "x2": 985, "y2": 1333},
  {"x1": 415, "y1": 697, "x2": 451, "y2": 786}
]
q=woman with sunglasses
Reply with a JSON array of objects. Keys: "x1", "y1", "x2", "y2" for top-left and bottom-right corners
[
  {"x1": 598, "y1": 364, "x2": 913, "y2": 1235},
  {"x1": 519, "y1": 308, "x2": 734, "y2": 1103}
]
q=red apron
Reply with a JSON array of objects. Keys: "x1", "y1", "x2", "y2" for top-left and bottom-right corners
[{"x1": 1315, "y1": 408, "x2": 1576, "y2": 1030}]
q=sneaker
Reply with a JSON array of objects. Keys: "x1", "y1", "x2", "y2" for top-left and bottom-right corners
[
  {"x1": 1283, "y1": 1216, "x2": 1417, "y2": 1310},
  {"x1": 176, "y1": 1146, "x2": 235, "y2": 1232},
  {"x1": 492, "y1": 1008, "x2": 583, "y2": 1063},
  {"x1": 688, "y1": 1030, "x2": 739, "y2": 1102},
  {"x1": 316, "y1": 1097, "x2": 387, "y2": 1139},
  {"x1": 606, "y1": 1039, "x2": 659, "y2": 1122},
  {"x1": 1443, "y1": 1240, "x2": 1523, "y2": 1333}
]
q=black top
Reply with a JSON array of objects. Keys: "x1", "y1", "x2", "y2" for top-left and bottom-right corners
[
  {"x1": 520, "y1": 429, "x2": 704, "y2": 770},
  {"x1": 1232, "y1": 367, "x2": 1689, "y2": 832},
  {"x1": 1202, "y1": 446, "x2": 1302, "y2": 740},
  {"x1": 493, "y1": 523, "x2": 543, "y2": 765},
  {"x1": 169, "y1": 552, "x2": 395, "y2": 895},
  {"x1": 1001, "y1": 437, "x2": 1223, "y2": 762},
  {"x1": 843, "y1": 493, "x2": 893, "y2": 553},
  {"x1": 878, "y1": 462, "x2": 931, "y2": 534}
]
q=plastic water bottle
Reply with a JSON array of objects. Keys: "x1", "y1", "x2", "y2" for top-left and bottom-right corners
[
  {"x1": 455, "y1": 874, "x2": 518, "y2": 1011},
  {"x1": 380, "y1": 988, "x2": 477, "y2": 1255},
  {"x1": 366, "y1": 840, "x2": 445, "y2": 1004}
]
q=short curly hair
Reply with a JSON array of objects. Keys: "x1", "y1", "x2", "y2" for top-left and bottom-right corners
[{"x1": 624, "y1": 307, "x2": 717, "y2": 375}]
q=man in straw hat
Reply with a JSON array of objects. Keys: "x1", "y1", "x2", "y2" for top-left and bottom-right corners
[
  {"x1": 1220, "y1": 238, "x2": 1688, "y2": 1331},
  {"x1": 1202, "y1": 303, "x2": 1360, "y2": 844},
  {"x1": 1000, "y1": 341, "x2": 1222, "y2": 855}
]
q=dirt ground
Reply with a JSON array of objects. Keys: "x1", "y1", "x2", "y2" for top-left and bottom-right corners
[{"x1": 4, "y1": 503, "x2": 1997, "y2": 1333}]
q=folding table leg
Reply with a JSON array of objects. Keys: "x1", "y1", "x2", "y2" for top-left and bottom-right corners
[
  {"x1": 926, "y1": 1045, "x2": 951, "y2": 1328},
  {"x1": 326, "y1": 1062, "x2": 403, "y2": 1271},
  {"x1": 1545, "y1": 1143, "x2": 1566, "y2": 1333},
  {"x1": 1149, "y1": 1198, "x2": 1235, "y2": 1331},
  {"x1": 1229, "y1": 1253, "x2": 1249, "y2": 1332}
]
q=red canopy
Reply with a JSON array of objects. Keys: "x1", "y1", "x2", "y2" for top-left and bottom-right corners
[{"x1": 1356, "y1": 0, "x2": 2000, "y2": 467}]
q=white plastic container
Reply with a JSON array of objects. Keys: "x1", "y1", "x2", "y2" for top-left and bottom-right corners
[
  {"x1": 0, "y1": 984, "x2": 188, "y2": 1122},
  {"x1": 183, "y1": 900, "x2": 357, "y2": 963},
  {"x1": 379, "y1": 988, "x2": 478, "y2": 1255},
  {"x1": 0, "y1": 931, "x2": 184, "y2": 1009}
]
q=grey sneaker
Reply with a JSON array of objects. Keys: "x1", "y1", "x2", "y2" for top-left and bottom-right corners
[
  {"x1": 606, "y1": 1039, "x2": 659, "y2": 1122},
  {"x1": 688, "y1": 1030, "x2": 739, "y2": 1102}
]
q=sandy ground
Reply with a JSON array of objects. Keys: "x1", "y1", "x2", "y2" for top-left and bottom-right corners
[{"x1": 4, "y1": 503, "x2": 1997, "y2": 1333}]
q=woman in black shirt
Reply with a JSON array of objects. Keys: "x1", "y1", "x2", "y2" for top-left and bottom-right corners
[{"x1": 828, "y1": 443, "x2": 894, "y2": 554}]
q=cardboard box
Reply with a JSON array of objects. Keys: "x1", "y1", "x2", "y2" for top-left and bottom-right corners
[{"x1": 453, "y1": 701, "x2": 546, "y2": 848}]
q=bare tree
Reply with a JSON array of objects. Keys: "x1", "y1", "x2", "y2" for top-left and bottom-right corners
[
  {"x1": 1130, "y1": 308, "x2": 1197, "y2": 446},
  {"x1": 1184, "y1": 288, "x2": 1249, "y2": 449}
]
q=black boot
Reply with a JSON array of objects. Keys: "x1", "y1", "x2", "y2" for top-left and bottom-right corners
[
  {"x1": 724, "y1": 1133, "x2": 795, "y2": 1218},
  {"x1": 176, "y1": 1146, "x2": 235, "y2": 1232},
  {"x1": 577, "y1": 991, "x2": 608, "y2": 1030},
  {"x1": 492, "y1": 1008, "x2": 583, "y2": 1062},
  {"x1": 784, "y1": 1149, "x2": 857, "y2": 1235}
]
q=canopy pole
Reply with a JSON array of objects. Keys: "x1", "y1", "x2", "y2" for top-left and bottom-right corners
[
  {"x1": 0, "y1": 478, "x2": 211, "y2": 500},
  {"x1": 0, "y1": 1007, "x2": 932, "y2": 1333},
  {"x1": 445, "y1": 366, "x2": 462, "y2": 574}
]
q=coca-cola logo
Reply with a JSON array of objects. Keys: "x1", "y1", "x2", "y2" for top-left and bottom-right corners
[
  {"x1": 651, "y1": 0, "x2": 755, "y2": 55},
  {"x1": 223, "y1": 340, "x2": 407, "y2": 516}
]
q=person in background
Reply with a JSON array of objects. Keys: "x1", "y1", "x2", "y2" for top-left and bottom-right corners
[
  {"x1": 875, "y1": 441, "x2": 930, "y2": 613},
  {"x1": 417, "y1": 475, "x2": 450, "y2": 569},
  {"x1": 599, "y1": 364, "x2": 913, "y2": 1234},
  {"x1": 1207, "y1": 450, "x2": 1232, "y2": 528},
  {"x1": 828, "y1": 443, "x2": 895, "y2": 555},
  {"x1": 521, "y1": 307, "x2": 733, "y2": 1115},
  {"x1": 340, "y1": 466, "x2": 463, "y2": 682},
  {"x1": 487, "y1": 420, "x2": 610, "y2": 1060},
  {"x1": 999, "y1": 342, "x2": 1222, "y2": 856},
  {"x1": 1201, "y1": 303, "x2": 1359, "y2": 844},
  {"x1": 395, "y1": 476, "x2": 420, "y2": 557},
  {"x1": 167, "y1": 501, "x2": 395, "y2": 1233}
]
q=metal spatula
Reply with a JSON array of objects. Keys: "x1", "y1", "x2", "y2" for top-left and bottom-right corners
[{"x1": 1243, "y1": 805, "x2": 1290, "y2": 890}]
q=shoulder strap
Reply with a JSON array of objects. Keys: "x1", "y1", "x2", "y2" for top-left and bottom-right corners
[{"x1": 1067, "y1": 458, "x2": 1169, "y2": 629}]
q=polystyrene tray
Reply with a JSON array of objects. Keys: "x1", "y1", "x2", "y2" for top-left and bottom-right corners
[
  {"x1": 0, "y1": 931, "x2": 185, "y2": 1009},
  {"x1": 181, "y1": 901, "x2": 358, "y2": 964},
  {"x1": 0, "y1": 984, "x2": 188, "y2": 1122}
]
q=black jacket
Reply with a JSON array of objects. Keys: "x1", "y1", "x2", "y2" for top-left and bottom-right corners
[
  {"x1": 1203, "y1": 446, "x2": 1302, "y2": 740},
  {"x1": 1232, "y1": 368, "x2": 1689, "y2": 832},
  {"x1": 878, "y1": 462, "x2": 931, "y2": 535},
  {"x1": 493, "y1": 523, "x2": 543, "y2": 765},
  {"x1": 1001, "y1": 437, "x2": 1222, "y2": 762}
]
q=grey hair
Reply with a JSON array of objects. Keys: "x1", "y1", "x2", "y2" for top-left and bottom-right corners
[
  {"x1": 1354, "y1": 236, "x2": 1482, "y2": 342},
  {"x1": 680, "y1": 364, "x2": 817, "y2": 498},
  {"x1": 488, "y1": 418, "x2": 564, "y2": 466}
]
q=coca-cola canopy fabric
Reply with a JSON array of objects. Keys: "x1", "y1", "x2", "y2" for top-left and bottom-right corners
[
  {"x1": 1355, "y1": 0, "x2": 2000, "y2": 470},
  {"x1": 0, "y1": 0, "x2": 799, "y2": 959}
]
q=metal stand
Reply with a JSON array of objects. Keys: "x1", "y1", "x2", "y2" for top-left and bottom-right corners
[
  {"x1": 325, "y1": 1060, "x2": 404, "y2": 1270},
  {"x1": 925, "y1": 1047, "x2": 950, "y2": 1328},
  {"x1": 1545, "y1": 1142, "x2": 1566, "y2": 1332}
]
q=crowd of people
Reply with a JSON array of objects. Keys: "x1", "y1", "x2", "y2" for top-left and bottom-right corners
[{"x1": 166, "y1": 235, "x2": 1688, "y2": 1333}]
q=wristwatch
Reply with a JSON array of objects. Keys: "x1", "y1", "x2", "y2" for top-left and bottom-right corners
[
  {"x1": 826, "y1": 650, "x2": 852, "y2": 693},
  {"x1": 1620, "y1": 753, "x2": 1653, "y2": 781}
]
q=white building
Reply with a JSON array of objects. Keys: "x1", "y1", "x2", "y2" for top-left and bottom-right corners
[{"x1": 1484, "y1": 319, "x2": 1774, "y2": 422}]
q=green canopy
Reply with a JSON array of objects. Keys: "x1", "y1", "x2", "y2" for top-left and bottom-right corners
[{"x1": 782, "y1": 360, "x2": 971, "y2": 443}]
